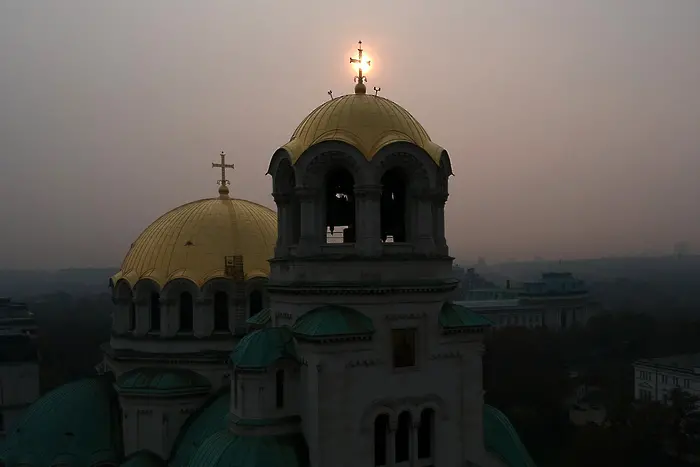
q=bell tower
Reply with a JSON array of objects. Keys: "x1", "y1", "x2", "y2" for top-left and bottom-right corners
[{"x1": 265, "y1": 43, "x2": 493, "y2": 467}]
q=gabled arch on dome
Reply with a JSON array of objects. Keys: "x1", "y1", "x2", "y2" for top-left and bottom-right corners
[
  {"x1": 293, "y1": 141, "x2": 367, "y2": 188},
  {"x1": 160, "y1": 279, "x2": 199, "y2": 335},
  {"x1": 201, "y1": 277, "x2": 235, "y2": 334},
  {"x1": 133, "y1": 279, "x2": 162, "y2": 335}
]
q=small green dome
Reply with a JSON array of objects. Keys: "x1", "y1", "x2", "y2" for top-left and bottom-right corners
[
  {"x1": 246, "y1": 308, "x2": 271, "y2": 327},
  {"x1": 186, "y1": 430, "x2": 309, "y2": 467},
  {"x1": 120, "y1": 450, "x2": 166, "y2": 467},
  {"x1": 231, "y1": 327, "x2": 300, "y2": 370},
  {"x1": 115, "y1": 368, "x2": 211, "y2": 396},
  {"x1": 439, "y1": 302, "x2": 493, "y2": 330},
  {"x1": 169, "y1": 389, "x2": 230, "y2": 467},
  {"x1": 483, "y1": 405, "x2": 538, "y2": 467},
  {"x1": 292, "y1": 305, "x2": 374, "y2": 340},
  {"x1": 0, "y1": 377, "x2": 121, "y2": 467}
]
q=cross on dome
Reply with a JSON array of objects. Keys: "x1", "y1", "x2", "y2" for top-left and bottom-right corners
[
  {"x1": 212, "y1": 151, "x2": 234, "y2": 198},
  {"x1": 350, "y1": 40, "x2": 371, "y2": 94}
]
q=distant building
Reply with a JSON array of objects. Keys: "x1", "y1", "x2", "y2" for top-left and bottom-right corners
[
  {"x1": 455, "y1": 271, "x2": 596, "y2": 331},
  {"x1": 0, "y1": 298, "x2": 40, "y2": 439},
  {"x1": 633, "y1": 353, "x2": 700, "y2": 403}
]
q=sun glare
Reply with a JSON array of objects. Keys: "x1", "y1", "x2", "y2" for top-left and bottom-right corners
[{"x1": 351, "y1": 56, "x2": 372, "y2": 74}]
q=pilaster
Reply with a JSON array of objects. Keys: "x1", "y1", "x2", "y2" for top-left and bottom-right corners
[
  {"x1": 354, "y1": 185, "x2": 383, "y2": 257},
  {"x1": 296, "y1": 187, "x2": 321, "y2": 256}
]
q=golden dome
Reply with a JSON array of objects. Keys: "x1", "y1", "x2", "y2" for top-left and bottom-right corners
[
  {"x1": 282, "y1": 93, "x2": 444, "y2": 164},
  {"x1": 111, "y1": 198, "x2": 277, "y2": 289}
]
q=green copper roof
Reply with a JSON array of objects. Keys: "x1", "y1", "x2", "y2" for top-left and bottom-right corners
[
  {"x1": 0, "y1": 377, "x2": 122, "y2": 467},
  {"x1": 186, "y1": 430, "x2": 309, "y2": 467},
  {"x1": 292, "y1": 305, "x2": 374, "y2": 340},
  {"x1": 169, "y1": 388, "x2": 230, "y2": 467},
  {"x1": 483, "y1": 404, "x2": 538, "y2": 467},
  {"x1": 231, "y1": 326, "x2": 300, "y2": 370},
  {"x1": 439, "y1": 302, "x2": 493, "y2": 329},
  {"x1": 246, "y1": 308, "x2": 271, "y2": 327},
  {"x1": 120, "y1": 450, "x2": 166, "y2": 467},
  {"x1": 115, "y1": 367, "x2": 211, "y2": 396}
]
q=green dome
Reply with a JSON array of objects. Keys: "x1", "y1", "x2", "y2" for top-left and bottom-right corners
[
  {"x1": 186, "y1": 430, "x2": 308, "y2": 467},
  {"x1": 169, "y1": 388, "x2": 230, "y2": 467},
  {"x1": 0, "y1": 377, "x2": 122, "y2": 467},
  {"x1": 120, "y1": 450, "x2": 166, "y2": 467},
  {"x1": 439, "y1": 302, "x2": 493, "y2": 330},
  {"x1": 292, "y1": 305, "x2": 374, "y2": 340},
  {"x1": 115, "y1": 368, "x2": 211, "y2": 396},
  {"x1": 231, "y1": 327, "x2": 300, "y2": 370},
  {"x1": 483, "y1": 405, "x2": 538, "y2": 467}
]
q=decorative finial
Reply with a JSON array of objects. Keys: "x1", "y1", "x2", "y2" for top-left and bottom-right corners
[
  {"x1": 212, "y1": 150, "x2": 234, "y2": 199},
  {"x1": 328, "y1": 90, "x2": 333, "y2": 100},
  {"x1": 350, "y1": 40, "x2": 370, "y2": 94},
  {"x1": 373, "y1": 86, "x2": 381, "y2": 96}
]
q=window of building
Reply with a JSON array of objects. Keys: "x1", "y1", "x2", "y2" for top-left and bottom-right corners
[
  {"x1": 213, "y1": 292, "x2": 229, "y2": 332},
  {"x1": 395, "y1": 411, "x2": 411, "y2": 463},
  {"x1": 640, "y1": 389, "x2": 652, "y2": 401},
  {"x1": 684, "y1": 379, "x2": 691, "y2": 389},
  {"x1": 392, "y1": 329, "x2": 417, "y2": 368},
  {"x1": 673, "y1": 376, "x2": 679, "y2": 386},
  {"x1": 150, "y1": 292, "x2": 161, "y2": 332},
  {"x1": 0, "y1": 411, "x2": 4, "y2": 433},
  {"x1": 128, "y1": 301, "x2": 136, "y2": 331},
  {"x1": 249, "y1": 290, "x2": 263, "y2": 318},
  {"x1": 276, "y1": 369, "x2": 284, "y2": 409},
  {"x1": 374, "y1": 414, "x2": 390, "y2": 466},
  {"x1": 179, "y1": 292, "x2": 194, "y2": 333},
  {"x1": 661, "y1": 375, "x2": 668, "y2": 384},
  {"x1": 417, "y1": 408, "x2": 435, "y2": 460}
]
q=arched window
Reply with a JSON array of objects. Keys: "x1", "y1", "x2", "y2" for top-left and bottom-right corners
[
  {"x1": 128, "y1": 301, "x2": 136, "y2": 331},
  {"x1": 395, "y1": 411, "x2": 411, "y2": 463},
  {"x1": 213, "y1": 292, "x2": 229, "y2": 332},
  {"x1": 324, "y1": 168, "x2": 355, "y2": 244},
  {"x1": 417, "y1": 408, "x2": 435, "y2": 459},
  {"x1": 149, "y1": 292, "x2": 161, "y2": 332},
  {"x1": 380, "y1": 168, "x2": 407, "y2": 243},
  {"x1": 374, "y1": 414, "x2": 390, "y2": 467},
  {"x1": 179, "y1": 292, "x2": 194, "y2": 333},
  {"x1": 275, "y1": 369, "x2": 285, "y2": 408},
  {"x1": 249, "y1": 290, "x2": 263, "y2": 318}
]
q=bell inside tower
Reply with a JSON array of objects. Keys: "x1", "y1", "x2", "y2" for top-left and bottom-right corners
[
  {"x1": 380, "y1": 168, "x2": 407, "y2": 243},
  {"x1": 324, "y1": 168, "x2": 355, "y2": 243}
]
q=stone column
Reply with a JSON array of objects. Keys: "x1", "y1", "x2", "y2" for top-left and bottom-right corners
[
  {"x1": 433, "y1": 193, "x2": 448, "y2": 255},
  {"x1": 112, "y1": 298, "x2": 129, "y2": 334},
  {"x1": 194, "y1": 298, "x2": 213, "y2": 337},
  {"x1": 296, "y1": 187, "x2": 320, "y2": 256},
  {"x1": 411, "y1": 418, "x2": 420, "y2": 467},
  {"x1": 412, "y1": 189, "x2": 435, "y2": 254},
  {"x1": 354, "y1": 185, "x2": 382, "y2": 257},
  {"x1": 160, "y1": 298, "x2": 176, "y2": 337},
  {"x1": 272, "y1": 192, "x2": 291, "y2": 258},
  {"x1": 387, "y1": 421, "x2": 397, "y2": 467}
]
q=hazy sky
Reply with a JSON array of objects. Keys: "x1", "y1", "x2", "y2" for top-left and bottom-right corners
[{"x1": 1, "y1": 0, "x2": 699, "y2": 269}]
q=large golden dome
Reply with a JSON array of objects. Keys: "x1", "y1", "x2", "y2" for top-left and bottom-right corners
[
  {"x1": 283, "y1": 93, "x2": 444, "y2": 164},
  {"x1": 111, "y1": 197, "x2": 277, "y2": 288}
]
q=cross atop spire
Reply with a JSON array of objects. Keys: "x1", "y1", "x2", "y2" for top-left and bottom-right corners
[
  {"x1": 350, "y1": 40, "x2": 371, "y2": 94},
  {"x1": 212, "y1": 151, "x2": 234, "y2": 199}
]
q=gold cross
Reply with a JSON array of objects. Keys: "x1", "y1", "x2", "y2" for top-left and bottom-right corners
[
  {"x1": 212, "y1": 151, "x2": 234, "y2": 186},
  {"x1": 350, "y1": 40, "x2": 371, "y2": 85}
]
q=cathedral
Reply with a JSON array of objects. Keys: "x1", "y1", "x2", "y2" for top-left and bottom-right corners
[{"x1": 0, "y1": 44, "x2": 537, "y2": 467}]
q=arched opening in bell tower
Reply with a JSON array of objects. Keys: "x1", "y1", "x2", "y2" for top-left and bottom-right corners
[
  {"x1": 324, "y1": 168, "x2": 355, "y2": 244},
  {"x1": 373, "y1": 413, "x2": 390, "y2": 466},
  {"x1": 213, "y1": 291, "x2": 229, "y2": 332},
  {"x1": 395, "y1": 411, "x2": 412, "y2": 463},
  {"x1": 248, "y1": 290, "x2": 263, "y2": 318},
  {"x1": 380, "y1": 168, "x2": 407, "y2": 243}
]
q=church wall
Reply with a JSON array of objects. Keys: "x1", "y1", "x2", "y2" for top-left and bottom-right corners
[
  {"x1": 233, "y1": 362, "x2": 300, "y2": 423},
  {"x1": 296, "y1": 323, "x2": 487, "y2": 467},
  {"x1": 121, "y1": 396, "x2": 202, "y2": 460},
  {"x1": 0, "y1": 362, "x2": 40, "y2": 436}
]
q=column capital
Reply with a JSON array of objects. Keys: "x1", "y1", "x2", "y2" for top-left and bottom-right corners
[
  {"x1": 294, "y1": 187, "x2": 317, "y2": 200},
  {"x1": 272, "y1": 192, "x2": 292, "y2": 205},
  {"x1": 354, "y1": 184, "x2": 382, "y2": 199}
]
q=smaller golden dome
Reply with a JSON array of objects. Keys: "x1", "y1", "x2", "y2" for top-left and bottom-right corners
[
  {"x1": 282, "y1": 93, "x2": 444, "y2": 164},
  {"x1": 111, "y1": 198, "x2": 277, "y2": 289}
]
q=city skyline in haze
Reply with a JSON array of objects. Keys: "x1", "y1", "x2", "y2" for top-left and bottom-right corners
[{"x1": 1, "y1": 0, "x2": 699, "y2": 269}]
